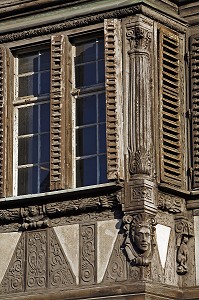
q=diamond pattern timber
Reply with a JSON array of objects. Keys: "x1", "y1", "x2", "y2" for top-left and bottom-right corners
[
  {"x1": 0, "y1": 47, "x2": 5, "y2": 197},
  {"x1": 50, "y1": 35, "x2": 67, "y2": 190},
  {"x1": 104, "y1": 19, "x2": 124, "y2": 181},
  {"x1": 159, "y1": 28, "x2": 184, "y2": 188},
  {"x1": 191, "y1": 35, "x2": 199, "y2": 188}
]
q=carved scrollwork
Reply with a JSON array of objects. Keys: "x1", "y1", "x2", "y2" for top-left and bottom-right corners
[
  {"x1": 158, "y1": 192, "x2": 185, "y2": 214},
  {"x1": 122, "y1": 214, "x2": 156, "y2": 266},
  {"x1": 175, "y1": 216, "x2": 194, "y2": 275}
]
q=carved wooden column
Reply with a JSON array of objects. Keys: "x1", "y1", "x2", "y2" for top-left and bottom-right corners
[{"x1": 124, "y1": 15, "x2": 156, "y2": 215}]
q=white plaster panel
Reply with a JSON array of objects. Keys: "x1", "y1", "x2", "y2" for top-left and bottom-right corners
[
  {"x1": 54, "y1": 225, "x2": 79, "y2": 284},
  {"x1": 97, "y1": 219, "x2": 121, "y2": 283},
  {"x1": 0, "y1": 232, "x2": 21, "y2": 284},
  {"x1": 156, "y1": 224, "x2": 171, "y2": 269},
  {"x1": 194, "y1": 216, "x2": 199, "y2": 285}
]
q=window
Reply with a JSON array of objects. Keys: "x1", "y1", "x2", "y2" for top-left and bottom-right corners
[
  {"x1": 14, "y1": 49, "x2": 51, "y2": 195},
  {"x1": 0, "y1": 19, "x2": 124, "y2": 198}
]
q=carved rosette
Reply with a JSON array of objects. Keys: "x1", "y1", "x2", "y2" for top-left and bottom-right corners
[
  {"x1": 175, "y1": 216, "x2": 194, "y2": 275},
  {"x1": 122, "y1": 213, "x2": 156, "y2": 267},
  {"x1": 126, "y1": 18, "x2": 154, "y2": 178}
]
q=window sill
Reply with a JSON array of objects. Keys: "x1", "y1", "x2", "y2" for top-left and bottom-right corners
[{"x1": 0, "y1": 182, "x2": 122, "y2": 206}]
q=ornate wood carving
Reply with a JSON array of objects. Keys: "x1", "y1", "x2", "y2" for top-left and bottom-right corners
[
  {"x1": 125, "y1": 17, "x2": 154, "y2": 178},
  {"x1": 122, "y1": 213, "x2": 156, "y2": 267},
  {"x1": 175, "y1": 216, "x2": 194, "y2": 275},
  {"x1": 0, "y1": 228, "x2": 76, "y2": 294},
  {"x1": 80, "y1": 224, "x2": 96, "y2": 285},
  {"x1": 0, "y1": 234, "x2": 25, "y2": 294},
  {"x1": 158, "y1": 192, "x2": 185, "y2": 213},
  {"x1": 103, "y1": 233, "x2": 126, "y2": 283},
  {"x1": 104, "y1": 19, "x2": 124, "y2": 181}
]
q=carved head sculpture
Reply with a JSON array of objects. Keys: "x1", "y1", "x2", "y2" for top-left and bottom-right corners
[{"x1": 123, "y1": 214, "x2": 156, "y2": 266}]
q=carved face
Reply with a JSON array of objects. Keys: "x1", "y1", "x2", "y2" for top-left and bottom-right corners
[{"x1": 133, "y1": 225, "x2": 151, "y2": 252}]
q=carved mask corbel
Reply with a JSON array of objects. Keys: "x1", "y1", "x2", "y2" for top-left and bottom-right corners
[{"x1": 122, "y1": 213, "x2": 156, "y2": 266}]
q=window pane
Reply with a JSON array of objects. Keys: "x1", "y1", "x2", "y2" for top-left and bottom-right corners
[
  {"x1": 18, "y1": 74, "x2": 38, "y2": 97},
  {"x1": 99, "y1": 124, "x2": 106, "y2": 153},
  {"x1": 98, "y1": 93, "x2": 106, "y2": 123},
  {"x1": 75, "y1": 63, "x2": 96, "y2": 88},
  {"x1": 40, "y1": 71, "x2": 50, "y2": 95},
  {"x1": 40, "y1": 51, "x2": 50, "y2": 71},
  {"x1": 76, "y1": 126, "x2": 97, "y2": 157},
  {"x1": 98, "y1": 60, "x2": 105, "y2": 84},
  {"x1": 76, "y1": 95, "x2": 96, "y2": 126},
  {"x1": 18, "y1": 136, "x2": 38, "y2": 165},
  {"x1": 18, "y1": 106, "x2": 38, "y2": 135},
  {"x1": 98, "y1": 39, "x2": 104, "y2": 60},
  {"x1": 76, "y1": 157, "x2": 97, "y2": 187},
  {"x1": 18, "y1": 53, "x2": 38, "y2": 74},
  {"x1": 99, "y1": 155, "x2": 108, "y2": 184},
  {"x1": 40, "y1": 103, "x2": 50, "y2": 132},
  {"x1": 40, "y1": 133, "x2": 50, "y2": 163},
  {"x1": 75, "y1": 41, "x2": 96, "y2": 64},
  {"x1": 18, "y1": 166, "x2": 38, "y2": 195},
  {"x1": 40, "y1": 163, "x2": 50, "y2": 193}
]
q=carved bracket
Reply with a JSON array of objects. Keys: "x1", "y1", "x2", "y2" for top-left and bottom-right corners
[
  {"x1": 158, "y1": 192, "x2": 185, "y2": 214},
  {"x1": 175, "y1": 216, "x2": 194, "y2": 275},
  {"x1": 122, "y1": 213, "x2": 156, "y2": 266}
]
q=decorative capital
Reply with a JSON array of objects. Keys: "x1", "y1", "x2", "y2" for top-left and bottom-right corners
[
  {"x1": 126, "y1": 25, "x2": 151, "y2": 52},
  {"x1": 129, "y1": 147, "x2": 153, "y2": 177},
  {"x1": 122, "y1": 213, "x2": 156, "y2": 266}
]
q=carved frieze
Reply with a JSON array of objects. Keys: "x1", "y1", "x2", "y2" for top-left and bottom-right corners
[
  {"x1": 158, "y1": 192, "x2": 185, "y2": 214},
  {"x1": 0, "y1": 193, "x2": 120, "y2": 232},
  {"x1": 122, "y1": 214, "x2": 156, "y2": 267},
  {"x1": 175, "y1": 216, "x2": 194, "y2": 275}
]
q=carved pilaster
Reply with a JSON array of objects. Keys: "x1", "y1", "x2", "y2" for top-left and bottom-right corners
[
  {"x1": 125, "y1": 16, "x2": 154, "y2": 178},
  {"x1": 175, "y1": 216, "x2": 194, "y2": 275}
]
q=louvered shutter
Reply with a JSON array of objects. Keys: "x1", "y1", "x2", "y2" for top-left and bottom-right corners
[
  {"x1": 159, "y1": 27, "x2": 185, "y2": 188},
  {"x1": 104, "y1": 19, "x2": 124, "y2": 181},
  {"x1": 0, "y1": 47, "x2": 6, "y2": 197},
  {"x1": 190, "y1": 35, "x2": 199, "y2": 188},
  {"x1": 50, "y1": 35, "x2": 72, "y2": 190}
]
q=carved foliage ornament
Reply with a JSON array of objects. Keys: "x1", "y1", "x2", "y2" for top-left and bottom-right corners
[
  {"x1": 126, "y1": 25, "x2": 151, "y2": 52},
  {"x1": 175, "y1": 217, "x2": 194, "y2": 275},
  {"x1": 158, "y1": 192, "x2": 185, "y2": 214},
  {"x1": 122, "y1": 214, "x2": 156, "y2": 266}
]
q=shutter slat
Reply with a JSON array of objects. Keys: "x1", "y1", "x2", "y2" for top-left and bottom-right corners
[
  {"x1": 159, "y1": 27, "x2": 184, "y2": 188},
  {"x1": 190, "y1": 35, "x2": 199, "y2": 188},
  {"x1": 104, "y1": 19, "x2": 124, "y2": 181}
]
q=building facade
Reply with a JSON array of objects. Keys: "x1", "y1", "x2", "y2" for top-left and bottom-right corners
[{"x1": 0, "y1": 0, "x2": 199, "y2": 299}]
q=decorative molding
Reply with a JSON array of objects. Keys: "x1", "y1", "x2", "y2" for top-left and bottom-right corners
[
  {"x1": 80, "y1": 224, "x2": 96, "y2": 285},
  {"x1": 0, "y1": 47, "x2": 5, "y2": 197},
  {"x1": 175, "y1": 216, "x2": 194, "y2": 275},
  {"x1": 122, "y1": 213, "x2": 156, "y2": 267},
  {"x1": 158, "y1": 192, "x2": 185, "y2": 213},
  {"x1": 0, "y1": 4, "x2": 187, "y2": 44},
  {"x1": 21, "y1": 205, "x2": 50, "y2": 230}
]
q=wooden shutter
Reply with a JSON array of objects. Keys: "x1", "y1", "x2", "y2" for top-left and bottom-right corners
[
  {"x1": 190, "y1": 35, "x2": 199, "y2": 188},
  {"x1": 104, "y1": 19, "x2": 124, "y2": 181},
  {"x1": 159, "y1": 27, "x2": 185, "y2": 188},
  {"x1": 50, "y1": 35, "x2": 72, "y2": 190},
  {"x1": 0, "y1": 47, "x2": 6, "y2": 197}
]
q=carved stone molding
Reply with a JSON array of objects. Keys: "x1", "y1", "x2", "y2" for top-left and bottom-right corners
[
  {"x1": 122, "y1": 213, "x2": 156, "y2": 267},
  {"x1": 175, "y1": 216, "x2": 194, "y2": 275},
  {"x1": 158, "y1": 192, "x2": 185, "y2": 214},
  {"x1": 0, "y1": 193, "x2": 120, "y2": 232}
]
